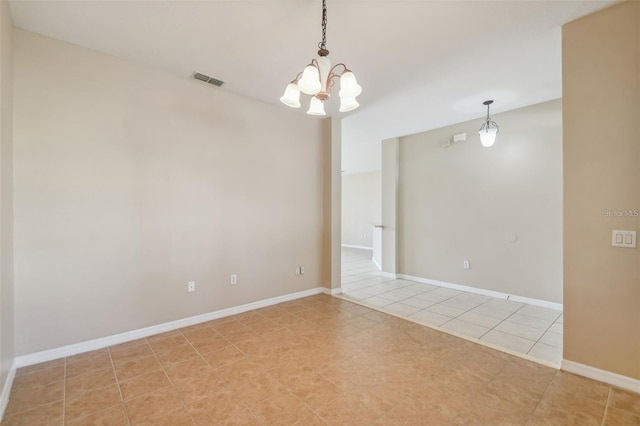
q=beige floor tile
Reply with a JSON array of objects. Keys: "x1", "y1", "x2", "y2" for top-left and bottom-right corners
[
  {"x1": 14, "y1": 359, "x2": 64, "y2": 377},
  {"x1": 227, "y1": 371, "x2": 286, "y2": 407},
  {"x1": 65, "y1": 352, "x2": 113, "y2": 379},
  {"x1": 124, "y1": 387, "x2": 184, "y2": 425},
  {"x1": 11, "y1": 366, "x2": 64, "y2": 389},
  {"x1": 118, "y1": 370, "x2": 172, "y2": 401},
  {"x1": 251, "y1": 390, "x2": 313, "y2": 425},
  {"x1": 184, "y1": 387, "x2": 246, "y2": 424},
  {"x1": 610, "y1": 387, "x2": 640, "y2": 415},
  {"x1": 65, "y1": 367, "x2": 117, "y2": 399},
  {"x1": 546, "y1": 371, "x2": 611, "y2": 403},
  {"x1": 2, "y1": 293, "x2": 623, "y2": 426},
  {"x1": 153, "y1": 344, "x2": 200, "y2": 367},
  {"x1": 163, "y1": 356, "x2": 214, "y2": 383},
  {"x1": 65, "y1": 404, "x2": 128, "y2": 426},
  {"x1": 604, "y1": 407, "x2": 640, "y2": 425},
  {"x1": 1, "y1": 401, "x2": 63, "y2": 426},
  {"x1": 200, "y1": 345, "x2": 245, "y2": 368},
  {"x1": 147, "y1": 334, "x2": 189, "y2": 352},
  {"x1": 109, "y1": 342, "x2": 155, "y2": 366},
  {"x1": 64, "y1": 384, "x2": 121, "y2": 423},
  {"x1": 114, "y1": 355, "x2": 162, "y2": 382},
  {"x1": 132, "y1": 406, "x2": 194, "y2": 426},
  {"x1": 529, "y1": 391, "x2": 605, "y2": 425},
  {"x1": 170, "y1": 370, "x2": 227, "y2": 404},
  {"x1": 5, "y1": 381, "x2": 65, "y2": 416},
  {"x1": 217, "y1": 408, "x2": 261, "y2": 426}
]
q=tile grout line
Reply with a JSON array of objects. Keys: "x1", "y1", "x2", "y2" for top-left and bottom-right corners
[
  {"x1": 601, "y1": 386, "x2": 612, "y2": 426},
  {"x1": 62, "y1": 357, "x2": 66, "y2": 426},
  {"x1": 107, "y1": 345, "x2": 131, "y2": 426},
  {"x1": 155, "y1": 339, "x2": 199, "y2": 426}
]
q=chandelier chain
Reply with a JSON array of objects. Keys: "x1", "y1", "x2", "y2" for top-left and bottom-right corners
[{"x1": 319, "y1": 0, "x2": 327, "y2": 51}]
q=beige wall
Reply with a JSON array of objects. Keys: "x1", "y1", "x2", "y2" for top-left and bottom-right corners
[
  {"x1": 397, "y1": 100, "x2": 563, "y2": 303},
  {"x1": 563, "y1": 1, "x2": 640, "y2": 379},
  {"x1": 13, "y1": 30, "x2": 326, "y2": 356},
  {"x1": 321, "y1": 117, "x2": 341, "y2": 290},
  {"x1": 381, "y1": 138, "x2": 399, "y2": 275},
  {"x1": 341, "y1": 172, "x2": 381, "y2": 248},
  {"x1": 0, "y1": 0, "x2": 14, "y2": 388}
]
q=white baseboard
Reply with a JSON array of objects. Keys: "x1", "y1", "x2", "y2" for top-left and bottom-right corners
[
  {"x1": 15, "y1": 287, "x2": 326, "y2": 368},
  {"x1": 398, "y1": 274, "x2": 563, "y2": 311},
  {"x1": 341, "y1": 244, "x2": 373, "y2": 250},
  {"x1": 561, "y1": 359, "x2": 640, "y2": 394},
  {"x1": 0, "y1": 364, "x2": 16, "y2": 422},
  {"x1": 321, "y1": 286, "x2": 342, "y2": 295},
  {"x1": 381, "y1": 272, "x2": 397, "y2": 279},
  {"x1": 372, "y1": 257, "x2": 382, "y2": 271}
]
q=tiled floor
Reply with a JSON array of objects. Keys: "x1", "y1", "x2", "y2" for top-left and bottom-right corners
[
  {"x1": 2, "y1": 294, "x2": 639, "y2": 425},
  {"x1": 341, "y1": 247, "x2": 563, "y2": 365}
]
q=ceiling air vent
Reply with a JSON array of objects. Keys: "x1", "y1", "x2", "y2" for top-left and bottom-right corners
[{"x1": 192, "y1": 72, "x2": 224, "y2": 87}]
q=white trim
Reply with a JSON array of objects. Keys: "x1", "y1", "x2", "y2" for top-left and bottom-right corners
[
  {"x1": 341, "y1": 244, "x2": 373, "y2": 250},
  {"x1": 381, "y1": 272, "x2": 397, "y2": 279},
  {"x1": 561, "y1": 359, "x2": 640, "y2": 394},
  {"x1": 0, "y1": 364, "x2": 16, "y2": 422},
  {"x1": 322, "y1": 287, "x2": 343, "y2": 296},
  {"x1": 398, "y1": 274, "x2": 563, "y2": 311},
  {"x1": 15, "y1": 287, "x2": 324, "y2": 368},
  {"x1": 372, "y1": 257, "x2": 382, "y2": 271}
]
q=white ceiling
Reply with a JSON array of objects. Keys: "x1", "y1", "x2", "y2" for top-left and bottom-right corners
[{"x1": 9, "y1": 0, "x2": 616, "y2": 174}]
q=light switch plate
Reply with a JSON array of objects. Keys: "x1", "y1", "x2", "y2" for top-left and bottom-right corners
[{"x1": 612, "y1": 230, "x2": 636, "y2": 248}]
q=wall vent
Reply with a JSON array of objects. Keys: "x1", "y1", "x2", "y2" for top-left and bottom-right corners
[{"x1": 192, "y1": 72, "x2": 224, "y2": 87}]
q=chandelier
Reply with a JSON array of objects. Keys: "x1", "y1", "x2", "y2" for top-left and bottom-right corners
[
  {"x1": 279, "y1": 0, "x2": 362, "y2": 115},
  {"x1": 478, "y1": 100, "x2": 499, "y2": 147}
]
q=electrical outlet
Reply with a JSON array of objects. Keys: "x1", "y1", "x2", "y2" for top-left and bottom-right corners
[
  {"x1": 188, "y1": 281, "x2": 196, "y2": 292},
  {"x1": 299, "y1": 266, "x2": 305, "y2": 275},
  {"x1": 463, "y1": 261, "x2": 470, "y2": 269},
  {"x1": 230, "y1": 274, "x2": 237, "y2": 285}
]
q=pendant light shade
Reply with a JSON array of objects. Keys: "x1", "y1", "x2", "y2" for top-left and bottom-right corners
[
  {"x1": 339, "y1": 71, "x2": 362, "y2": 98},
  {"x1": 307, "y1": 96, "x2": 326, "y2": 115},
  {"x1": 298, "y1": 65, "x2": 322, "y2": 95},
  {"x1": 280, "y1": 0, "x2": 361, "y2": 115},
  {"x1": 479, "y1": 128, "x2": 498, "y2": 147},
  {"x1": 279, "y1": 83, "x2": 301, "y2": 108},
  {"x1": 478, "y1": 100, "x2": 499, "y2": 147},
  {"x1": 339, "y1": 96, "x2": 359, "y2": 112}
]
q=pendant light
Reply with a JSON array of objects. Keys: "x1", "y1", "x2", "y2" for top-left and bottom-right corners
[
  {"x1": 279, "y1": 0, "x2": 362, "y2": 115},
  {"x1": 478, "y1": 100, "x2": 499, "y2": 147}
]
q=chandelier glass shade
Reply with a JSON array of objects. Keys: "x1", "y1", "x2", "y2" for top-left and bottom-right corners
[
  {"x1": 279, "y1": 0, "x2": 361, "y2": 116},
  {"x1": 478, "y1": 100, "x2": 499, "y2": 147}
]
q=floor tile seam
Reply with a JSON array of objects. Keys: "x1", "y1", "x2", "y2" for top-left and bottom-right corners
[
  {"x1": 155, "y1": 357, "x2": 201, "y2": 426},
  {"x1": 526, "y1": 317, "x2": 564, "y2": 356},
  {"x1": 3, "y1": 397, "x2": 65, "y2": 421},
  {"x1": 512, "y1": 304, "x2": 562, "y2": 323},
  {"x1": 440, "y1": 315, "x2": 492, "y2": 339},
  {"x1": 66, "y1": 399, "x2": 125, "y2": 425},
  {"x1": 481, "y1": 326, "x2": 540, "y2": 346},
  {"x1": 65, "y1": 403, "x2": 127, "y2": 426},
  {"x1": 524, "y1": 369, "x2": 558, "y2": 423},
  {"x1": 105, "y1": 346, "x2": 131, "y2": 426},
  {"x1": 476, "y1": 296, "x2": 526, "y2": 314},
  {"x1": 427, "y1": 298, "x2": 484, "y2": 332},
  {"x1": 62, "y1": 354, "x2": 67, "y2": 426},
  {"x1": 600, "y1": 386, "x2": 613, "y2": 426},
  {"x1": 483, "y1": 306, "x2": 534, "y2": 343}
]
